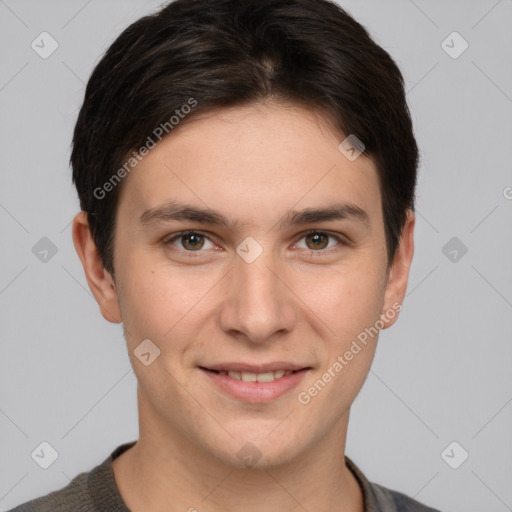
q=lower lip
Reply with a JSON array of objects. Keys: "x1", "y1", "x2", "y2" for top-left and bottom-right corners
[{"x1": 201, "y1": 368, "x2": 310, "y2": 403}]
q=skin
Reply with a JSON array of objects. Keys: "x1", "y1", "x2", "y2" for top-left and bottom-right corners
[{"x1": 72, "y1": 99, "x2": 415, "y2": 512}]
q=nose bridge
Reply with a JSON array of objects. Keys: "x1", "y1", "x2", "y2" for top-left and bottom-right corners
[{"x1": 218, "y1": 244, "x2": 296, "y2": 343}]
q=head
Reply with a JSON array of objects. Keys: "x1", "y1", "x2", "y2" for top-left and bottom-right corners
[{"x1": 72, "y1": 0, "x2": 417, "y2": 468}]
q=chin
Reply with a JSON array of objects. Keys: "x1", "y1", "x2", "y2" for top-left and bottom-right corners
[{"x1": 208, "y1": 428, "x2": 306, "y2": 470}]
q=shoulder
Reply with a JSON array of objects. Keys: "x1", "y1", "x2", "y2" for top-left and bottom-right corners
[
  {"x1": 7, "y1": 442, "x2": 134, "y2": 512},
  {"x1": 368, "y1": 481, "x2": 443, "y2": 512},
  {"x1": 6, "y1": 471, "x2": 93, "y2": 512},
  {"x1": 345, "y1": 455, "x2": 443, "y2": 512}
]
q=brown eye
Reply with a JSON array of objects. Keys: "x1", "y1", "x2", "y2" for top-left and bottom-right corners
[
  {"x1": 305, "y1": 232, "x2": 329, "y2": 250},
  {"x1": 294, "y1": 230, "x2": 344, "y2": 253},
  {"x1": 306, "y1": 233, "x2": 329, "y2": 249},
  {"x1": 165, "y1": 231, "x2": 215, "y2": 252},
  {"x1": 180, "y1": 233, "x2": 205, "y2": 251}
]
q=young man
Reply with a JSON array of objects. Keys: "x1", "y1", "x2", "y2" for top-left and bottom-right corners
[{"x1": 10, "y1": 0, "x2": 442, "y2": 510}]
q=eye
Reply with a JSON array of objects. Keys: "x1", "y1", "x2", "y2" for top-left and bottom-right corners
[
  {"x1": 162, "y1": 229, "x2": 346, "y2": 258},
  {"x1": 164, "y1": 231, "x2": 216, "y2": 252},
  {"x1": 294, "y1": 230, "x2": 344, "y2": 252}
]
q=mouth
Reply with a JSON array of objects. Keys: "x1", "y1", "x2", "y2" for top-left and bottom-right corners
[
  {"x1": 199, "y1": 363, "x2": 311, "y2": 403},
  {"x1": 203, "y1": 367, "x2": 302, "y2": 382}
]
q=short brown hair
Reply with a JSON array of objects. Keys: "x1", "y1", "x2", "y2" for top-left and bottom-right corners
[{"x1": 71, "y1": 0, "x2": 419, "y2": 275}]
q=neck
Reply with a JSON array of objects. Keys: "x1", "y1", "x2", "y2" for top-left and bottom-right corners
[{"x1": 112, "y1": 390, "x2": 364, "y2": 512}]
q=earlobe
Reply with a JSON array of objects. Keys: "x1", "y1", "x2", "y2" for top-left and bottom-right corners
[
  {"x1": 71, "y1": 211, "x2": 122, "y2": 324},
  {"x1": 380, "y1": 209, "x2": 415, "y2": 329}
]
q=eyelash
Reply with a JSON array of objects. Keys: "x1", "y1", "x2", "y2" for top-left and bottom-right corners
[{"x1": 162, "y1": 230, "x2": 347, "y2": 258}]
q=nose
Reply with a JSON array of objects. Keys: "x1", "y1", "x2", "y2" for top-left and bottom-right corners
[{"x1": 216, "y1": 247, "x2": 297, "y2": 345}]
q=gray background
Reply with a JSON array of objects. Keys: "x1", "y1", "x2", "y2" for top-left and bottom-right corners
[{"x1": 1, "y1": 1, "x2": 511, "y2": 511}]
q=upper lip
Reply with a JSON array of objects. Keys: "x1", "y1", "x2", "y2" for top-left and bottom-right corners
[{"x1": 201, "y1": 362, "x2": 311, "y2": 373}]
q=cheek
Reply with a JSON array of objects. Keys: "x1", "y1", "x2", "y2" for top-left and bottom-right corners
[
  {"x1": 299, "y1": 258, "x2": 386, "y2": 339},
  {"x1": 116, "y1": 265, "x2": 206, "y2": 398},
  {"x1": 295, "y1": 266, "x2": 384, "y2": 417},
  {"x1": 116, "y1": 253, "x2": 223, "y2": 351}
]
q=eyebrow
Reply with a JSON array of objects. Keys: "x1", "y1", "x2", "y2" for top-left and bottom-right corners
[{"x1": 139, "y1": 200, "x2": 369, "y2": 230}]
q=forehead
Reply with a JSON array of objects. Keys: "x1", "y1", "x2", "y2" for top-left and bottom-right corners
[{"x1": 117, "y1": 102, "x2": 382, "y2": 228}]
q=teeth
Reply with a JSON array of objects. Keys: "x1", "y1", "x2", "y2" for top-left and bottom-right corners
[
  {"x1": 255, "y1": 372, "x2": 274, "y2": 382},
  {"x1": 241, "y1": 372, "x2": 257, "y2": 382},
  {"x1": 227, "y1": 370, "x2": 294, "y2": 382}
]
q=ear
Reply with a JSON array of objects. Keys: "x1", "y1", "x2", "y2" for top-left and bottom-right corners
[
  {"x1": 380, "y1": 209, "x2": 415, "y2": 329},
  {"x1": 72, "y1": 211, "x2": 122, "y2": 324}
]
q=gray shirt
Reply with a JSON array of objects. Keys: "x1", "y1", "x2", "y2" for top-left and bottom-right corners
[{"x1": 8, "y1": 441, "x2": 442, "y2": 511}]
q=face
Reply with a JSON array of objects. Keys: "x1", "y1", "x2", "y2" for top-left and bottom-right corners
[{"x1": 75, "y1": 101, "x2": 414, "y2": 468}]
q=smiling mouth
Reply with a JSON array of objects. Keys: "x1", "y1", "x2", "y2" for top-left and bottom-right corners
[
  {"x1": 202, "y1": 368, "x2": 305, "y2": 382},
  {"x1": 199, "y1": 365, "x2": 311, "y2": 402}
]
